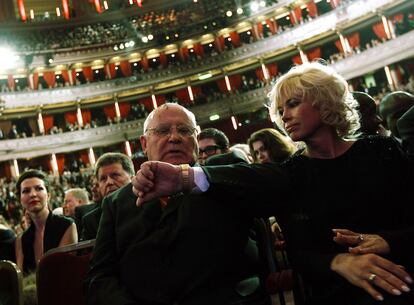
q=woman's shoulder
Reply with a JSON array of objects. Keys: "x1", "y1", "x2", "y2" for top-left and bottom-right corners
[{"x1": 48, "y1": 213, "x2": 74, "y2": 227}]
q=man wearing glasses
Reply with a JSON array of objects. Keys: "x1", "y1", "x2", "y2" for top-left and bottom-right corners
[
  {"x1": 85, "y1": 103, "x2": 270, "y2": 305},
  {"x1": 197, "y1": 128, "x2": 229, "y2": 164}
]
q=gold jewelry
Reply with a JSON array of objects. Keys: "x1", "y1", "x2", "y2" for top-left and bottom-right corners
[
  {"x1": 368, "y1": 273, "x2": 377, "y2": 282},
  {"x1": 180, "y1": 164, "x2": 191, "y2": 193}
]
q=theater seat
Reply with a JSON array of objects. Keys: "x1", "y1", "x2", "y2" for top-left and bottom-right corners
[
  {"x1": 0, "y1": 260, "x2": 24, "y2": 305},
  {"x1": 36, "y1": 239, "x2": 95, "y2": 305}
]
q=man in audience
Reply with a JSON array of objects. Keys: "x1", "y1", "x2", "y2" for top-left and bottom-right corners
[
  {"x1": 379, "y1": 91, "x2": 414, "y2": 140},
  {"x1": 62, "y1": 188, "x2": 90, "y2": 218},
  {"x1": 81, "y1": 152, "x2": 134, "y2": 241},
  {"x1": 84, "y1": 103, "x2": 270, "y2": 305},
  {"x1": 197, "y1": 127, "x2": 229, "y2": 164},
  {"x1": 74, "y1": 177, "x2": 102, "y2": 238}
]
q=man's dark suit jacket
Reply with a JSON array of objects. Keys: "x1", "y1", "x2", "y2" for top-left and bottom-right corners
[
  {"x1": 81, "y1": 205, "x2": 101, "y2": 241},
  {"x1": 74, "y1": 202, "x2": 100, "y2": 239},
  {"x1": 397, "y1": 105, "x2": 414, "y2": 160},
  {"x1": 84, "y1": 160, "x2": 269, "y2": 305}
]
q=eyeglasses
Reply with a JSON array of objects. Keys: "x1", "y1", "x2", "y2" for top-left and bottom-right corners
[
  {"x1": 199, "y1": 145, "x2": 222, "y2": 156},
  {"x1": 146, "y1": 124, "x2": 196, "y2": 138}
]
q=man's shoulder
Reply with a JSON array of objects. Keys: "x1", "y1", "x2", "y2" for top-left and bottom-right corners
[
  {"x1": 75, "y1": 202, "x2": 99, "y2": 217},
  {"x1": 206, "y1": 151, "x2": 248, "y2": 166},
  {"x1": 104, "y1": 182, "x2": 135, "y2": 203}
]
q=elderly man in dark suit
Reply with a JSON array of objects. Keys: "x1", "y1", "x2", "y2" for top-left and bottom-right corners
[
  {"x1": 80, "y1": 152, "x2": 135, "y2": 240},
  {"x1": 84, "y1": 103, "x2": 270, "y2": 305}
]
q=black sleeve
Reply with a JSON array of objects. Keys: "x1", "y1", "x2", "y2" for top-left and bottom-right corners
[
  {"x1": 83, "y1": 198, "x2": 137, "y2": 305},
  {"x1": 202, "y1": 162, "x2": 292, "y2": 216}
]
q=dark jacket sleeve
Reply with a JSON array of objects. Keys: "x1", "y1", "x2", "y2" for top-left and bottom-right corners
[
  {"x1": 202, "y1": 162, "x2": 292, "y2": 216},
  {"x1": 83, "y1": 196, "x2": 137, "y2": 305},
  {"x1": 397, "y1": 105, "x2": 414, "y2": 160}
]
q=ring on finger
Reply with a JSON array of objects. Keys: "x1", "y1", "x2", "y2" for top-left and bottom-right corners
[
  {"x1": 368, "y1": 273, "x2": 377, "y2": 282},
  {"x1": 358, "y1": 234, "x2": 364, "y2": 242}
]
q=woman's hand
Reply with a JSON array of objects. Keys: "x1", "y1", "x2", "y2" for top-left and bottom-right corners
[
  {"x1": 331, "y1": 253, "x2": 412, "y2": 301},
  {"x1": 333, "y1": 228, "x2": 390, "y2": 255}
]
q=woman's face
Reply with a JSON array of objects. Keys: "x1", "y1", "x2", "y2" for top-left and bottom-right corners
[
  {"x1": 277, "y1": 96, "x2": 322, "y2": 142},
  {"x1": 20, "y1": 177, "x2": 49, "y2": 214}
]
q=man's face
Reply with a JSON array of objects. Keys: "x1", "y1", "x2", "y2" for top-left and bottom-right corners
[
  {"x1": 62, "y1": 192, "x2": 81, "y2": 217},
  {"x1": 97, "y1": 163, "x2": 131, "y2": 198},
  {"x1": 198, "y1": 138, "x2": 223, "y2": 165},
  {"x1": 140, "y1": 106, "x2": 198, "y2": 165}
]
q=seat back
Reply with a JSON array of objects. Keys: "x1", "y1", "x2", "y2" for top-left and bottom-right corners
[
  {"x1": 0, "y1": 260, "x2": 24, "y2": 305},
  {"x1": 36, "y1": 239, "x2": 95, "y2": 305}
]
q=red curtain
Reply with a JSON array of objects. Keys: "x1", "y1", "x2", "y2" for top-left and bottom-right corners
[
  {"x1": 43, "y1": 71, "x2": 56, "y2": 88},
  {"x1": 7, "y1": 75, "x2": 15, "y2": 90},
  {"x1": 42, "y1": 115, "x2": 54, "y2": 132},
  {"x1": 306, "y1": 1, "x2": 318, "y2": 17},
  {"x1": 82, "y1": 109, "x2": 91, "y2": 124},
  {"x1": 33, "y1": 73, "x2": 39, "y2": 90},
  {"x1": 56, "y1": 154, "x2": 66, "y2": 174},
  {"x1": 159, "y1": 53, "x2": 168, "y2": 68},
  {"x1": 229, "y1": 32, "x2": 241, "y2": 48},
  {"x1": 215, "y1": 36, "x2": 225, "y2": 52},
  {"x1": 65, "y1": 112, "x2": 77, "y2": 124},
  {"x1": 80, "y1": 150, "x2": 90, "y2": 165},
  {"x1": 255, "y1": 67, "x2": 265, "y2": 81},
  {"x1": 290, "y1": 7, "x2": 302, "y2": 25},
  {"x1": 193, "y1": 43, "x2": 204, "y2": 57},
  {"x1": 120, "y1": 60, "x2": 132, "y2": 76},
  {"x1": 216, "y1": 78, "x2": 228, "y2": 93},
  {"x1": 104, "y1": 105, "x2": 116, "y2": 119},
  {"x1": 347, "y1": 32, "x2": 360, "y2": 48},
  {"x1": 372, "y1": 22, "x2": 387, "y2": 40},
  {"x1": 306, "y1": 47, "x2": 321, "y2": 61},
  {"x1": 61, "y1": 0, "x2": 70, "y2": 19},
  {"x1": 139, "y1": 97, "x2": 153, "y2": 111},
  {"x1": 292, "y1": 55, "x2": 303, "y2": 65},
  {"x1": 82, "y1": 66, "x2": 94, "y2": 82},
  {"x1": 60, "y1": 70, "x2": 69, "y2": 84},
  {"x1": 335, "y1": 40, "x2": 344, "y2": 53},
  {"x1": 265, "y1": 19, "x2": 277, "y2": 34},
  {"x1": 256, "y1": 23, "x2": 263, "y2": 37},
  {"x1": 175, "y1": 88, "x2": 192, "y2": 105},
  {"x1": 181, "y1": 47, "x2": 189, "y2": 60},
  {"x1": 268, "y1": 63, "x2": 278, "y2": 77},
  {"x1": 107, "y1": 63, "x2": 117, "y2": 78},
  {"x1": 229, "y1": 75, "x2": 241, "y2": 90},
  {"x1": 141, "y1": 57, "x2": 149, "y2": 71},
  {"x1": 119, "y1": 102, "x2": 131, "y2": 118},
  {"x1": 72, "y1": 70, "x2": 78, "y2": 83},
  {"x1": 155, "y1": 95, "x2": 166, "y2": 107}
]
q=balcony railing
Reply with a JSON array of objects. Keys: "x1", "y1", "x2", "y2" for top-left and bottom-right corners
[{"x1": 0, "y1": 0, "x2": 402, "y2": 110}]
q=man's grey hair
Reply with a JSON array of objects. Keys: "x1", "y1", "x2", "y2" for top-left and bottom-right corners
[
  {"x1": 143, "y1": 103, "x2": 197, "y2": 133},
  {"x1": 65, "y1": 188, "x2": 90, "y2": 204}
]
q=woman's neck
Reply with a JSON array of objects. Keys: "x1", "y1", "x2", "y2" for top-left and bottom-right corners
[
  {"x1": 31, "y1": 208, "x2": 49, "y2": 229},
  {"x1": 303, "y1": 127, "x2": 355, "y2": 159}
]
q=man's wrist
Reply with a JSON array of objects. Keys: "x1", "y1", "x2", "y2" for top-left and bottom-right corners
[{"x1": 179, "y1": 164, "x2": 192, "y2": 193}]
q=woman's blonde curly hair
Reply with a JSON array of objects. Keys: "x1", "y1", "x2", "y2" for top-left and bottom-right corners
[{"x1": 268, "y1": 62, "x2": 360, "y2": 138}]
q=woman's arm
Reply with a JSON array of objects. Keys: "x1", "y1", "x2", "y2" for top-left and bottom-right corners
[
  {"x1": 58, "y1": 222, "x2": 78, "y2": 247},
  {"x1": 15, "y1": 235, "x2": 24, "y2": 271}
]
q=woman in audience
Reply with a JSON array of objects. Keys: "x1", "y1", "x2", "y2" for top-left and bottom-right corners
[
  {"x1": 15, "y1": 169, "x2": 77, "y2": 274},
  {"x1": 247, "y1": 128, "x2": 296, "y2": 163},
  {"x1": 133, "y1": 62, "x2": 414, "y2": 305}
]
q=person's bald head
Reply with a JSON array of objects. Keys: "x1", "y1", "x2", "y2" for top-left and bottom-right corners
[
  {"x1": 141, "y1": 103, "x2": 199, "y2": 165},
  {"x1": 380, "y1": 91, "x2": 414, "y2": 138}
]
